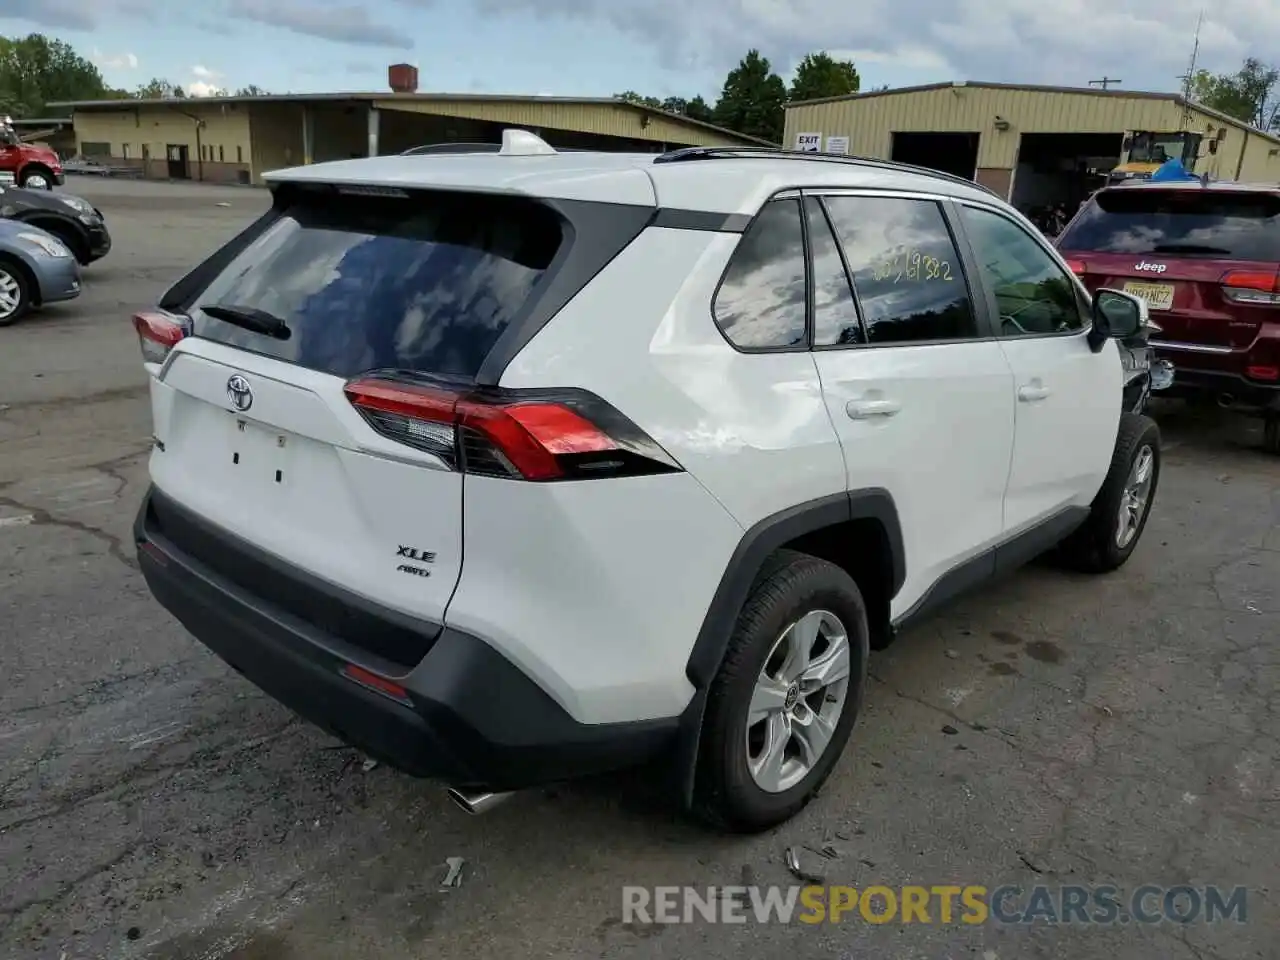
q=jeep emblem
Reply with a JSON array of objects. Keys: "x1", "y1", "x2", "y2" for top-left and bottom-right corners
[{"x1": 1134, "y1": 261, "x2": 1167, "y2": 273}]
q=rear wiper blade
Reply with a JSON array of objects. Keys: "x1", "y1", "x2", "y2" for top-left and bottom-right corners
[
  {"x1": 1151, "y1": 243, "x2": 1232, "y2": 255},
  {"x1": 201, "y1": 304, "x2": 291, "y2": 340}
]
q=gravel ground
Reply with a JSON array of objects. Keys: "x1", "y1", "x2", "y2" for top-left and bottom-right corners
[{"x1": 1, "y1": 176, "x2": 1277, "y2": 960}]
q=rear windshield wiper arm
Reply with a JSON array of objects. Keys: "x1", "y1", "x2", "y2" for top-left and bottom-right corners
[
  {"x1": 1150, "y1": 243, "x2": 1233, "y2": 255},
  {"x1": 201, "y1": 304, "x2": 292, "y2": 340}
]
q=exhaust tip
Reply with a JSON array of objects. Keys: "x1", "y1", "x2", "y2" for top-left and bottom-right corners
[
  {"x1": 1219, "y1": 393, "x2": 1236, "y2": 408},
  {"x1": 447, "y1": 788, "x2": 512, "y2": 816}
]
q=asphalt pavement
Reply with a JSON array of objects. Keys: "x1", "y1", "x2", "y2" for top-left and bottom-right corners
[{"x1": 1, "y1": 176, "x2": 1277, "y2": 960}]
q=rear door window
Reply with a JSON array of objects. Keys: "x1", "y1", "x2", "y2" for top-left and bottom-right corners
[
  {"x1": 1058, "y1": 189, "x2": 1280, "y2": 261},
  {"x1": 823, "y1": 195, "x2": 979, "y2": 345},
  {"x1": 188, "y1": 189, "x2": 564, "y2": 380}
]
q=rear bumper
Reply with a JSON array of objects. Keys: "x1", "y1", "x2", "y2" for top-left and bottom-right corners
[
  {"x1": 134, "y1": 486, "x2": 676, "y2": 790},
  {"x1": 1153, "y1": 364, "x2": 1280, "y2": 412}
]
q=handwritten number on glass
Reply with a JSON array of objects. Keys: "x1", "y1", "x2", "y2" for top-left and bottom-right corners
[{"x1": 871, "y1": 247, "x2": 953, "y2": 283}]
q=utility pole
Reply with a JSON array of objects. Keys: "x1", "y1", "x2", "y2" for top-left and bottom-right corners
[
  {"x1": 1089, "y1": 77, "x2": 1122, "y2": 90},
  {"x1": 1176, "y1": 9, "x2": 1205, "y2": 129}
]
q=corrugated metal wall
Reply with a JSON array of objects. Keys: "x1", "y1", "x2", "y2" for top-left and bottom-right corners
[
  {"x1": 784, "y1": 86, "x2": 1280, "y2": 182},
  {"x1": 72, "y1": 105, "x2": 252, "y2": 182}
]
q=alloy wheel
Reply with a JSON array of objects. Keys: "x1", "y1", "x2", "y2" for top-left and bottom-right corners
[{"x1": 745, "y1": 609, "x2": 852, "y2": 794}]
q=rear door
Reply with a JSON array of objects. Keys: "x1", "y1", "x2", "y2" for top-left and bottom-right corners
[
  {"x1": 148, "y1": 185, "x2": 567, "y2": 640},
  {"x1": 806, "y1": 192, "x2": 1016, "y2": 619},
  {"x1": 1057, "y1": 187, "x2": 1280, "y2": 367}
]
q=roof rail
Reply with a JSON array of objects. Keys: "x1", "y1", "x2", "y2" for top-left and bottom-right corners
[
  {"x1": 401, "y1": 140, "x2": 588, "y2": 156},
  {"x1": 653, "y1": 146, "x2": 1002, "y2": 199}
]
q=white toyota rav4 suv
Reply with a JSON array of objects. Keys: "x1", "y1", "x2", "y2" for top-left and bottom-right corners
[{"x1": 132, "y1": 131, "x2": 1162, "y2": 832}]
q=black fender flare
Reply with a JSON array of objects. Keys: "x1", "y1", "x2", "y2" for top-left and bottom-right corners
[
  {"x1": 14, "y1": 211, "x2": 90, "y2": 257},
  {"x1": 672, "y1": 488, "x2": 905, "y2": 806}
]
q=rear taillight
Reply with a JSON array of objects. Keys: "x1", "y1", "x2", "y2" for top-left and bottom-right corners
[
  {"x1": 344, "y1": 376, "x2": 682, "y2": 482},
  {"x1": 1064, "y1": 258, "x2": 1087, "y2": 276},
  {"x1": 133, "y1": 311, "x2": 188, "y2": 364},
  {"x1": 1221, "y1": 270, "x2": 1280, "y2": 306}
]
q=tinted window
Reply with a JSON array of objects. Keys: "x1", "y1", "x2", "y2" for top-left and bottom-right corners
[
  {"x1": 824, "y1": 196, "x2": 978, "y2": 344},
  {"x1": 713, "y1": 198, "x2": 807, "y2": 349},
  {"x1": 1058, "y1": 189, "x2": 1280, "y2": 261},
  {"x1": 189, "y1": 190, "x2": 563, "y2": 380},
  {"x1": 960, "y1": 206, "x2": 1085, "y2": 337},
  {"x1": 806, "y1": 197, "x2": 864, "y2": 346}
]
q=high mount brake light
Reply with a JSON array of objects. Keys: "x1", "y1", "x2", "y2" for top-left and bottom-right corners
[
  {"x1": 1221, "y1": 270, "x2": 1280, "y2": 306},
  {"x1": 133, "y1": 311, "x2": 188, "y2": 364},
  {"x1": 344, "y1": 377, "x2": 681, "y2": 482}
]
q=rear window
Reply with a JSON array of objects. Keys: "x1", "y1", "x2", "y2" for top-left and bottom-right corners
[
  {"x1": 1058, "y1": 189, "x2": 1280, "y2": 261},
  {"x1": 189, "y1": 189, "x2": 564, "y2": 380}
]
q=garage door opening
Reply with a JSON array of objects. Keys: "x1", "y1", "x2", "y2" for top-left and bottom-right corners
[
  {"x1": 890, "y1": 132, "x2": 979, "y2": 180},
  {"x1": 1011, "y1": 132, "x2": 1124, "y2": 235}
]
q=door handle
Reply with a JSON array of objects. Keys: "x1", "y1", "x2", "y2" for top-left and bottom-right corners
[
  {"x1": 846, "y1": 398, "x2": 901, "y2": 420},
  {"x1": 1017, "y1": 382, "x2": 1050, "y2": 402}
]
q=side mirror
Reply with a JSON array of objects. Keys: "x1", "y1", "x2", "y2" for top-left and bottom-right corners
[{"x1": 1088, "y1": 289, "x2": 1147, "y2": 352}]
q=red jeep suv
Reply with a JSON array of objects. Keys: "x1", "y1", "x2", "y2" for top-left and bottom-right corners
[{"x1": 1056, "y1": 181, "x2": 1280, "y2": 453}]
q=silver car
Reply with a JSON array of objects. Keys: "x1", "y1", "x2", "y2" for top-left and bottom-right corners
[{"x1": 0, "y1": 218, "x2": 82, "y2": 326}]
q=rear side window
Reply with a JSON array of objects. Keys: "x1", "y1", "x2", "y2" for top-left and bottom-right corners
[
  {"x1": 824, "y1": 195, "x2": 978, "y2": 345},
  {"x1": 1058, "y1": 189, "x2": 1280, "y2": 261},
  {"x1": 188, "y1": 189, "x2": 563, "y2": 380},
  {"x1": 713, "y1": 198, "x2": 807, "y2": 350}
]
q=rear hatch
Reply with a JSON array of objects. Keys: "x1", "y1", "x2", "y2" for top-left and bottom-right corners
[
  {"x1": 144, "y1": 184, "x2": 570, "y2": 668},
  {"x1": 1057, "y1": 186, "x2": 1280, "y2": 353}
]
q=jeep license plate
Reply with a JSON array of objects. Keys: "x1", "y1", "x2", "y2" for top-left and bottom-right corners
[{"x1": 1122, "y1": 281, "x2": 1175, "y2": 311}]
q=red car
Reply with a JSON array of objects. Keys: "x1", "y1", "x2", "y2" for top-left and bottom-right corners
[{"x1": 1056, "y1": 180, "x2": 1280, "y2": 453}]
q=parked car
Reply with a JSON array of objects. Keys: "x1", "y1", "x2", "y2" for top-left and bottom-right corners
[
  {"x1": 0, "y1": 182, "x2": 112, "y2": 265},
  {"x1": 130, "y1": 132, "x2": 1163, "y2": 832},
  {"x1": 0, "y1": 219, "x2": 82, "y2": 325},
  {"x1": 1056, "y1": 180, "x2": 1280, "y2": 453},
  {"x1": 0, "y1": 116, "x2": 64, "y2": 189}
]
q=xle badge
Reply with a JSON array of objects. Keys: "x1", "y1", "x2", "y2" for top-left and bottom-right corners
[{"x1": 396, "y1": 545, "x2": 436, "y2": 579}]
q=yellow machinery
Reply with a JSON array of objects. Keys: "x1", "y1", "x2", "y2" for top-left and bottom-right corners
[{"x1": 1107, "y1": 131, "x2": 1205, "y2": 185}]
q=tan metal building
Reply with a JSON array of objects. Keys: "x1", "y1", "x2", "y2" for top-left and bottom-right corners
[
  {"x1": 785, "y1": 81, "x2": 1280, "y2": 207},
  {"x1": 50, "y1": 90, "x2": 769, "y2": 186}
]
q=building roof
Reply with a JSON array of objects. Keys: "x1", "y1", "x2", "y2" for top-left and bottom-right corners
[
  {"x1": 786, "y1": 80, "x2": 1280, "y2": 147},
  {"x1": 46, "y1": 92, "x2": 775, "y2": 147}
]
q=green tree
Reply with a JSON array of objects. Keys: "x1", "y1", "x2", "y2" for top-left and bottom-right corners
[
  {"x1": 1189, "y1": 58, "x2": 1280, "y2": 130},
  {"x1": 135, "y1": 78, "x2": 186, "y2": 99},
  {"x1": 0, "y1": 33, "x2": 112, "y2": 117},
  {"x1": 712, "y1": 49, "x2": 787, "y2": 143},
  {"x1": 789, "y1": 52, "x2": 860, "y2": 103},
  {"x1": 683, "y1": 95, "x2": 714, "y2": 123},
  {"x1": 235, "y1": 84, "x2": 268, "y2": 96},
  {"x1": 615, "y1": 90, "x2": 662, "y2": 109},
  {"x1": 615, "y1": 91, "x2": 715, "y2": 124}
]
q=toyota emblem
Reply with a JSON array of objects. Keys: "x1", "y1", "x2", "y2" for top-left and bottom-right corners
[{"x1": 226, "y1": 374, "x2": 253, "y2": 412}]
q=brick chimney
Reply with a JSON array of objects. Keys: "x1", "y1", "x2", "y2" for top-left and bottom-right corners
[{"x1": 388, "y1": 63, "x2": 419, "y2": 94}]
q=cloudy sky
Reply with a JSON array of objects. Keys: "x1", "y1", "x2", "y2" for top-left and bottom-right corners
[{"x1": 1, "y1": 0, "x2": 1275, "y2": 102}]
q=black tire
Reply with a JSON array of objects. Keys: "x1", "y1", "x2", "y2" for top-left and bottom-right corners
[
  {"x1": 1056, "y1": 413, "x2": 1161, "y2": 573},
  {"x1": 0, "y1": 255, "x2": 33, "y2": 326},
  {"x1": 1263, "y1": 414, "x2": 1280, "y2": 456},
  {"x1": 692, "y1": 550, "x2": 869, "y2": 833},
  {"x1": 18, "y1": 166, "x2": 55, "y2": 190}
]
